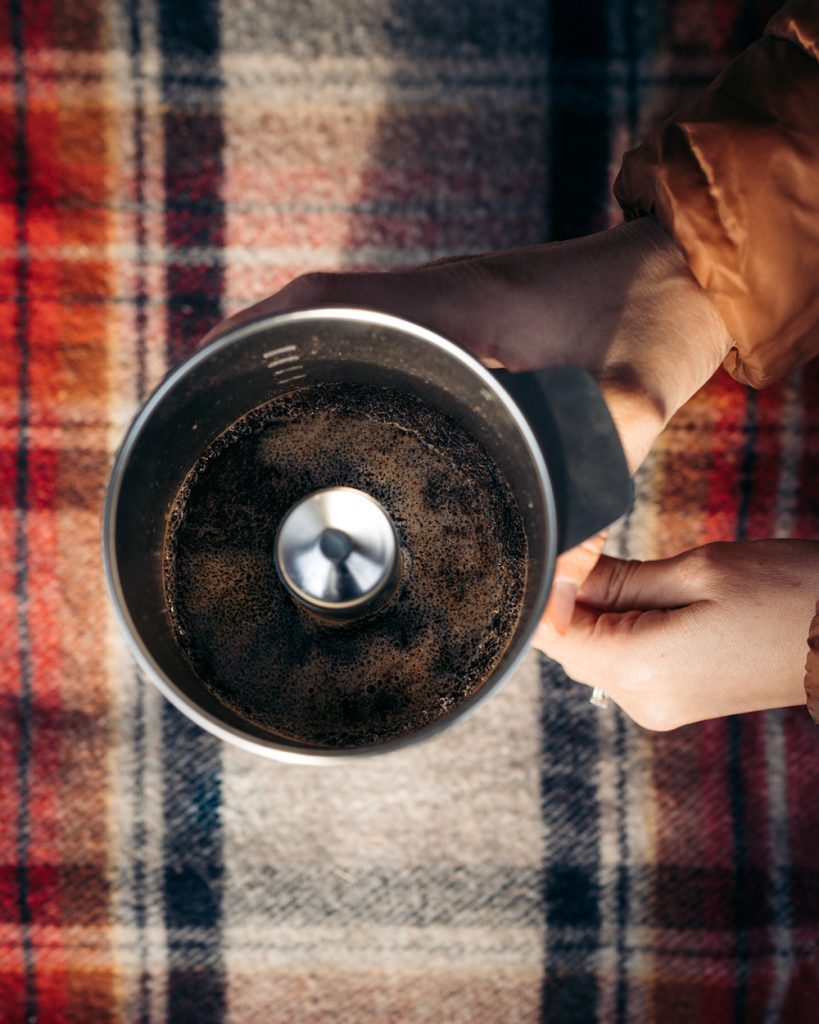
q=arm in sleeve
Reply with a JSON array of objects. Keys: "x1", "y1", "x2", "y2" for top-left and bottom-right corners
[{"x1": 614, "y1": 0, "x2": 819, "y2": 388}]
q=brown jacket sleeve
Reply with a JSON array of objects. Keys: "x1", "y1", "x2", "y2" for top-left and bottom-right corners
[
  {"x1": 614, "y1": 0, "x2": 819, "y2": 390},
  {"x1": 807, "y1": 602, "x2": 819, "y2": 724}
]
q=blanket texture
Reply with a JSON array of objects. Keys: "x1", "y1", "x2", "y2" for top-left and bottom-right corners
[{"x1": 1, "y1": 0, "x2": 818, "y2": 1021}]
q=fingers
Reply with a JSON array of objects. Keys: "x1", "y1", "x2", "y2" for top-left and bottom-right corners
[
  {"x1": 535, "y1": 595, "x2": 692, "y2": 690},
  {"x1": 575, "y1": 551, "x2": 703, "y2": 612},
  {"x1": 275, "y1": 270, "x2": 442, "y2": 324},
  {"x1": 204, "y1": 265, "x2": 505, "y2": 366},
  {"x1": 543, "y1": 530, "x2": 607, "y2": 634},
  {"x1": 200, "y1": 253, "x2": 560, "y2": 372},
  {"x1": 199, "y1": 270, "x2": 437, "y2": 347},
  {"x1": 538, "y1": 548, "x2": 701, "y2": 673},
  {"x1": 535, "y1": 549, "x2": 716, "y2": 721}
]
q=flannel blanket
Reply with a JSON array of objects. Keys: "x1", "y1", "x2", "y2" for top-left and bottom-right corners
[{"x1": 1, "y1": 0, "x2": 818, "y2": 1021}]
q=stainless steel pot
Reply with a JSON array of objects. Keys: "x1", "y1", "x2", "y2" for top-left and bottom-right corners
[{"x1": 103, "y1": 307, "x2": 632, "y2": 763}]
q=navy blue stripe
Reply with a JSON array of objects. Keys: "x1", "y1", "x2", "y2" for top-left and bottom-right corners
[
  {"x1": 161, "y1": 709, "x2": 225, "y2": 1021},
  {"x1": 540, "y1": 661, "x2": 602, "y2": 1021},
  {"x1": 548, "y1": 0, "x2": 612, "y2": 240},
  {"x1": 160, "y1": 0, "x2": 224, "y2": 364},
  {"x1": 542, "y1": 3, "x2": 608, "y2": 1016},
  {"x1": 732, "y1": 0, "x2": 769, "y2": 54},
  {"x1": 11, "y1": 0, "x2": 36, "y2": 1016},
  {"x1": 159, "y1": 0, "x2": 226, "y2": 1019}
]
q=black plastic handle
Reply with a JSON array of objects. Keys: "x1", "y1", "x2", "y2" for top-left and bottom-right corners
[{"x1": 492, "y1": 366, "x2": 633, "y2": 554}]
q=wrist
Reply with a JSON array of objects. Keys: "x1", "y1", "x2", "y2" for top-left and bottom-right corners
[
  {"x1": 576, "y1": 217, "x2": 731, "y2": 476},
  {"x1": 620, "y1": 217, "x2": 732, "y2": 419}
]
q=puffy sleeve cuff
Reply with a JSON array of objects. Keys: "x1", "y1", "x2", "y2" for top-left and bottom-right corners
[
  {"x1": 614, "y1": 0, "x2": 819, "y2": 390},
  {"x1": 806, "y1": 599, "x2": 819, "y2": 724}
]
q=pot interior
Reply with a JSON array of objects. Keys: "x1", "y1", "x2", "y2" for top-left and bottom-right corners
[{"x1": 106, "y1": 309, "x2": 555, "y2": 756}]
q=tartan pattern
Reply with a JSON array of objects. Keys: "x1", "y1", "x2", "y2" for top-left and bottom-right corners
[{"x1": 1, "y1": 0, "x2": 818, "y2": 1021}]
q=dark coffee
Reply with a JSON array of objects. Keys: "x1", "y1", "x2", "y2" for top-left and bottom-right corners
[{"x1": 164, "y1": 383, "x2": 527, "y2": 747}]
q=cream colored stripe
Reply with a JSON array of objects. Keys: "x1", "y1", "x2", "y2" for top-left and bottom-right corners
[
  {"x1": 3, "y1": 243, "x2": 462, "y2": 267},
  {"x1": 103, "y1": 1, "x2": 169, "y2": 1021},
  {"x1": 223, "y1": 965, "x2": 541, "y2": 1024},
  {"x1": 621, "y1": 731, "x2": 658, "y2": 1022},
  {"x1": 221, "y1": 23, "x2": 545, "y2": 1023},
  {"x1": 601, "y1": 451, "x2": 661, "y2": 1021},
  {"x1": 105, "y1": 639, "x2": 170, "y2": 1023},
  {"x1": 596, "y1": 709, "x2": 621, "y2": 1022},
  {"x1": 221, "y1": 942, "x2": 543, "y2": 1024},
  {"x1": 220, "y1": 653, "x2": 545, "y2": 870},
  {"x1": 221, "y1": 52, "x2": 548, "y2": 82},
  {"x1": 223, "y1": 924, "x2": 541, "y2": 968}
]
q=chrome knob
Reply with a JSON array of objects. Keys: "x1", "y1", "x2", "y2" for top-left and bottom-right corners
[{"x1": 274, "y1": 487, "x2": 400, "y2": 618}]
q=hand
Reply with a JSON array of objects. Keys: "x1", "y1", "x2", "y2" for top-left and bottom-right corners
[
  {"x1": 203, "y1": 217, "x2": 730, "y2": 629},
  {"x1": 536, "y1": 539, "x2": 819, "y2": 730}
]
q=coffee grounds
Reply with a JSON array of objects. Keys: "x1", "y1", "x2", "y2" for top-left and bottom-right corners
[{"x1": 164, "y1": 383, "x2": 527, "y2": 748}]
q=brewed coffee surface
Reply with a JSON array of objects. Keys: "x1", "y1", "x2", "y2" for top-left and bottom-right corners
[{"x1": 164, "y1": 383, "x2": 526, "y2": 747}]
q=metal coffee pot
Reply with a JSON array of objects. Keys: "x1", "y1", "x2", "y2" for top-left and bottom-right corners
[{"x1": 104, "y1": 308, "x2": 632, "y2": 762}]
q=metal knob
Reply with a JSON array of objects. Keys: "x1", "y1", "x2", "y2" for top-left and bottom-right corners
[{"x1": 274, "y1": 487, "x2": 400, "y2": 618}]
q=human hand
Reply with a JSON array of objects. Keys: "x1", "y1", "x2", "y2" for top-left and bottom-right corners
[
  {"x1": 536, "y1": 539, "x2": 819, "y2": 730},
  {"x1": 203, "y1": 217, "x2": 730, "y2": 630}
]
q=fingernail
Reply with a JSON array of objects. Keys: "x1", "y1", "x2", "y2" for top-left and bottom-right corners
[{"x1": 546, "y1": 580, "x2": 578, "y2": 635}]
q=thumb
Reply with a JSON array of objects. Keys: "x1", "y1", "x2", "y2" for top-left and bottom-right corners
[
  {"x1": 544, "y1": 530, "x2": 608, "y2": 634},
  {"x1": 575, "y1": 551, "x2": 701, "y2": 612}
]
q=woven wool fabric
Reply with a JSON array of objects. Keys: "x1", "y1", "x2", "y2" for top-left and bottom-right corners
[{"x1": 1, "y1": 0, "x2": 818, "y2": 1021}]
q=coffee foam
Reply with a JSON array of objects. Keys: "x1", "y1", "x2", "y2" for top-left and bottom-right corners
[{"x1": 164, "y1": 383, "x2": 527, "y2": 747}]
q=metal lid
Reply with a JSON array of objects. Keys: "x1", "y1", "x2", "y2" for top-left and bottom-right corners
[{"x1": 274, "y1": 487, "x2": 400, "y2": 617}]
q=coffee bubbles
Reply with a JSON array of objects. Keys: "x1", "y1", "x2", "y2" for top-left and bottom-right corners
[{"x1": 164, "y1": 383, "x2": 526, "y2": 747}]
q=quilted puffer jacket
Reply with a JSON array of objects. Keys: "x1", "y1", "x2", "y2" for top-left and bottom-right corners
[{"x1": 614, "y1": 0, "x2": 819, "y2": 721}]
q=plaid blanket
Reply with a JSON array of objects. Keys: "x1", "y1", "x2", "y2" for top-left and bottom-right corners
[{"x1": 2, "y1": 0, "x2": 818, "y2": 1020}]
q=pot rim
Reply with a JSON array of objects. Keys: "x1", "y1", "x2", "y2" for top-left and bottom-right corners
[{"x1": 102, "y1": 306, "x2": 558, "y2": 764}]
